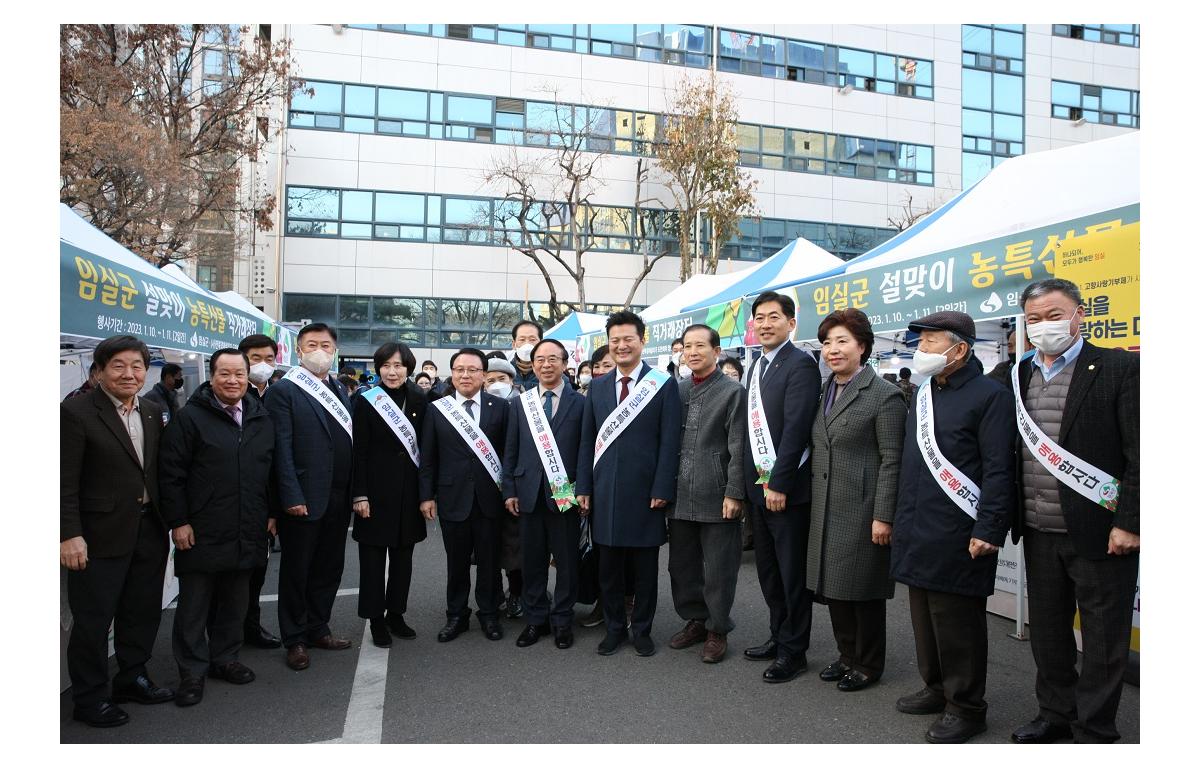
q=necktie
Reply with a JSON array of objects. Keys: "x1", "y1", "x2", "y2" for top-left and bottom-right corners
[
  {"x1": 619, "y1": 376, "x2": 632, "y2": 403},
  {"x1": 464, "y1": 399, "x2": 476, "y2": 421},
  {"x1": 543, "y1": 390, "x2": 555, "y2": 421},
  {"x1": 225, "y1": 404, "x2": 241, "y2": 427}
]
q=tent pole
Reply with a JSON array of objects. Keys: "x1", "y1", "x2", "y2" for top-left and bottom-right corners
[{"x1": 1009, "y1": 314, "x2": 1029, "y2": 642}]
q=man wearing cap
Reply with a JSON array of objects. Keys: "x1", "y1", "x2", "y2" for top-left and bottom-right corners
[
  {"x1": 890, "y1": 311, "x2": 1016, "y2": 744},
  {"x1": 1009, "y1": 278, "x2": 1139, "y2": 744}
]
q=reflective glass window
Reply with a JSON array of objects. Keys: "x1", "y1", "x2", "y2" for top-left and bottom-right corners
[
  {"x1": 344, "y1": 85, "x2": 375, "y2": 117},
  {"x1": 993, "y1": 73, "x2": 1023, "y2": 114},
  {"x1": 378, "y1": 88, "x2": 427, "y2": 120},
  {"x1": 962, "y1": 69, "x2": 992, "y2": 110},
  {"x1": 287, "y1": 187, "x2": 339, "y2": 220},
  {"x1": 341, "y1": 191, "x2": 373, "y2": 221},
  {"x1": 376, "y1": 193, "x2": 425, "y2": 224},
  {"x1": 299, "y1": 81, "x2": 342, "y2": 113},
  {"x1": 447, "y1": 96, "x2": 493, "y2": 124}
]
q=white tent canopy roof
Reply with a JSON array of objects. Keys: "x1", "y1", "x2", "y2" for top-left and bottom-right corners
[
  {"x1": 680, "y1": 237, "x2": 845, "y2": 312},
  {"x1": 640, "y1": 271, "x2": 749, "y2": 321}
]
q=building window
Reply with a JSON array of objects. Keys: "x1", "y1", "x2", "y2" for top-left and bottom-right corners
[
  {"x1": 961, "y1": 24, "x2": 1025, "y2": 190},
  {"x1": 289, "y1": 80, "x2": 935, "y2": 187},
  {"x1": 1051, "y1": 80, "x2": 1140, "y2": 128},
  {"x1": 1051, "y1": 24, "x2": 1139, "y2": 48}
]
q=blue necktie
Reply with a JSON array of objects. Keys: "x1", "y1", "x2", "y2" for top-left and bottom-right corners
[
  {"x1": 464, "y1": 399, "x2": 476, "y2": 421},
  {"x1": 543, "y1": 390, "x2": 555, "y2": 422}
]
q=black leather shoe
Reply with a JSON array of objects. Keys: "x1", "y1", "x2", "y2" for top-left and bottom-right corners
[
  {"x1": 482, "y1": 620, "x2": 504, "y2": 641},
  {"x1": 111, "y1": 674, "x2": 175, "y2": 705},
  {"x1": 175, "y1": 676, "x2": 204, "y2": 707},
  {"x1": 387, "y1": 614, "x2": 416, "y2": 640},
  {"x1": 516, "y1": 623, "x2": 551, "y2": 647},
  {"x1": 244, "y1": 623, "x2": 282, "y2": 649},
  {"x1": 209, "y1": 661, "x2": 255, "y2": 685},
  {"x1": 369, "y1": 618, "x2": 392, "y2": 648},
  {"x1": 926, "y1": 712, "x2": 987, "y2": 744},
  {"x1": 837, "y1": 669, "x2": 877, "y2": 692},
  {"x1": 633, "y1": 635, "x2": 656, "y2": 657},
  {"x1": 72, "y1": 700, "x2": 129, "y2": 728},
  {"x1": 504, "y1": 593, "x2": 525, "y2": 620},
  {"x1": 819, "y1": 660, "x2": 850, "y2": 682},
  {"x1": 437, "y1": 616, "x2": 470, "y2": 643},
  {"x1": 896, "y1": 686, "x2": 946, "y2": 715},
  {"x1": 743, "y1": 639, "x2": 778, "y2": 661},
  {"x1": 554, "y1": 627, "x2": 574, "y2": 649},
  {"x1": 597, "y1": 631, "x2": 628, "y2": 656},
  {"x1": 1011, "y1": 716, "x2": 1072, "y2": 744},
  {"x1": 762, "y1": 653, "x2": 806, "y2": 683}
]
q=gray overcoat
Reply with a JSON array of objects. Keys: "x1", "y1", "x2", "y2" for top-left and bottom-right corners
[
  {"x1": 806, "y1": 367, "x2": 906, "y2": 601},
  {"x1": 670, "y1": 371, "x2": 746, "y2": 523}
]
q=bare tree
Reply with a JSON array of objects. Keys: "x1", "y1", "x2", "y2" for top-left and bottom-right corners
[
  {"x1": 655, "y1": 73, "x2": 758, "y2": 281},
  {"x1": 60, "y1": 24, "x2": 301, "y2": 267},
  {"x1": 620, "y1": 158, "x2": 676, "y2": 309},
  {"x1": 887, "y1": 190, "x2": 939, "y2": 233}
]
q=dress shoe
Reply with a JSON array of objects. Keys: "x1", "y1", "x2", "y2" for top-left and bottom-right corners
[
  {"x1": 701, "y1": 632, "x2": 727, "y2": 663},
  {"x1": 925, "y1": 712, "x2": 987, "y2": 744},
  {"x1": 597, "y1": 631, "x2": 628, "y2": 656},
  {"x1": 743, "y1": 638, "x2": 778, "y2": 661},
  {"x1": 387, "y1": 614, "x2": 416, "y2": 640},
  {"x1": 244, "y1": 623, "x2": 282, "y2": 649},
  {"x1": 504, "y1": 593, "x2": 525, "y2": 620},
  {"x1": 762, "y1": 653, "x2": 806, "y2": 683},
  {"x1": 1011, "y1": 716, "x2": 1072, "y2": 744},
  {"x1": 482, "y1": 620, "x2": 504, "y2": 641},
  {"x1": 895, "y1": 686, "x2": 946, "y2": 715},
  {"x1": 369, "y1": 618, "x2": 392, "y2": 648},
  {"x1": 669, "y1": 619, "x2": 708, "y2": 650},
  {"x1": 837, "y1": 669, "x2": 877, "y2": 692},
  {"x1": 819, "y1": 660, "x2": 851, "y2": 682},
  {"x1": 437, "y1": 616, "x2": 470, "y2": 643},
  {"x1": 516, "y1": 623, "x2": 551, "y2": 647},
  {"x1": 175, "y1": 676, "x2": 204, "y2": 707},
  {"x1": 633, "y1": 635, "x2": 656, "y2": 657},
  {"x1": 579, "y1": 603, "x2": 605, "y2": 628},
  {"x1": 209, "y1": 661, "x2": 256, "y2": 685},
  {"x1": 111, "y1": 674, "x2": 175, "y2": 705},
  {"x1": 554, "y1": 627, "x2": 574, "y2": 649},
  {"x1": 72, "y1": 700, "x2": 129, "y2": 728},
  {"x1": 286, "y1": 643, "x2": 310, "y2": 670},
  {"x1": 311, "y1": 634, "x2": 352, "y2": 651}
]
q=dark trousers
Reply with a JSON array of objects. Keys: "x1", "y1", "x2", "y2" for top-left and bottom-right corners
[
  {"x1": 500, "y1": 512, "x2": 523, "y2": 595},
  {"x1": 667, "y1": 518, "x2": 742, "y2": 635},
  {"x1": 244, "y1": 556, "x2": 269, "y2": 632},
  {"x1": 750, "y1": 501, "x2": 813, "y2": 657},
  {"x1": 66, "y1": 513, "x2": 167, "y2": 707},
  {"x1": 439, "y1": 502, "x2": 501, "y2": 622},
  {"x1": 520, "y1": 496, "x2": 580, "y2": 629},
  {"x1": 357, "y1": 542, "x2": 415, "y2": 619},
  {"x1": 597, "y1": 544, "x2": 659, "y2": 637},
  {"x1": 908, "y1": 585, "x2": 989, "y2": 721},
  {"x1": 1023, "y1": 529, "x2": 1139, "y2": 743},
  {"x1": 276, "y1": 492, "x2": 351, "y2": 648},
  {"x1": 827, "y1": 598, "x2": 887, "y2": 679},
  {"x1": 173, "y1": 569, "x2": 250, "y2": 677}
]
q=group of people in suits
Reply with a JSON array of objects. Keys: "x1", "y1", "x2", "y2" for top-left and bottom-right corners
[{"x1": 61, "y1": 276, "x2": 1138, "y2": 745}]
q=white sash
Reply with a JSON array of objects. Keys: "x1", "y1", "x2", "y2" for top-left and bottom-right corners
[
  {"x1": 915, "y1": 381, "x2": 981, "y2": 520},
  {"x1": 432, "y1": 396, "x2": 502, "y2": 488},
  {"x1": 362, "y1": 386, "x2": 420, "y2": 468},
  {"x1": 283, "y1": 367, "x2": 353, "y2": 439},
  {"x1": 1012, "y1": 358, "x2": 1121, "y2": 511},
  {"x1": 593, "y1": 368, "x2": 671, "y2": 468},
  {"x1": 519, "y1": 388, "x2": 576, "y2": 511},
  {"x1": 747, "y1": 356, "x2": 811, "y2": 491}
]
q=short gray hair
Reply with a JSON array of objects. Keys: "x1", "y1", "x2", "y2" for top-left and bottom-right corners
[
  {"x1": 944, "y1": 330, "x2": 971, "y2": 348},
  {"x1": 1021, "y1": 278, "x2": 1082, "y2": 309}
]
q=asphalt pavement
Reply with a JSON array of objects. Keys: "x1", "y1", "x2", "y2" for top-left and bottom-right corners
[{"x1": 60, "y1": 520, "x2": 1140, "y2": 744}]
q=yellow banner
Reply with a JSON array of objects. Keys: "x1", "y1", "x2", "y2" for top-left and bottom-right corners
[{"x1": 1056, "y1": 220, "x2": 1140, "y2": 351}]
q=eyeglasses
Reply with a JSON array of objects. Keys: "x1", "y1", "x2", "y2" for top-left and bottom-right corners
[
  {"x1": 533, "y1": 356, "x2": 565, "y2": 365},
  {"x1": 451, "y1": 367, "x2": 484, "y2": 375}
]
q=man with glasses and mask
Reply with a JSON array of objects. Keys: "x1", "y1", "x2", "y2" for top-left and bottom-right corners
[
  {"x1": 890, "y1": 311, "x2": 1016, "y2": 744},
  {"x1": 1009, "y1": 278, "x2": 1139, "y2": 744},
  {"x1": 264, "y1": 323, "x2": 355, "y2": 671},
  {"x1": 420, "y1": 348, "x2": 510, "y2": 642}
]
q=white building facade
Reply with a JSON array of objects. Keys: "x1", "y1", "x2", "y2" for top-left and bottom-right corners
[{"x1": 246, "y1": 23, "x2": 1138, "y2": 365}]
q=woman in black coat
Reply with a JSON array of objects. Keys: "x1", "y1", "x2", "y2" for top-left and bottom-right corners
[{"x1": 351, "y1": 341, "x2": 428, "y2": 647}]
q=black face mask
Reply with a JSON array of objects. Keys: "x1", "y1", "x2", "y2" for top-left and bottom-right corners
[{"x1": 172, "y1": 378, "x2": 184, "y2": 390}]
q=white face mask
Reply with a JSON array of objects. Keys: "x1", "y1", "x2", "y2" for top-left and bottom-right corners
[
  {"x1": 679, "y1": 365, "x2": 693, "y2": 378},
  {"x1": 486, "y1": 382, "x2": 512, "y2": 398},
  {"x1": 248, "y1": 362, "x2": 274, "y2": 385},
  {"x1": 1027, "y1": 318, "x2": 1076, "y2": 356},
  {"x1": 578, "y1": 374, "x2": 592, "y2": 386},
  {"x1": 515, "y1": 344, "x2": 534, "y2": 362},
  {"x1": 912, "y1": 349, "x2": 950, "y2": 377},
  {"x1": 300, "y1": 349, "x2": 334, "y2": 377},
  {"x1": 671, "y1": 352, "x2": 682, "y2": 367}
]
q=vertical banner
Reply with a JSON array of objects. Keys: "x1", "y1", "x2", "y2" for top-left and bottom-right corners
[{"x1": 1056, "y1": 220, "x2": 1140, "y2": 351}]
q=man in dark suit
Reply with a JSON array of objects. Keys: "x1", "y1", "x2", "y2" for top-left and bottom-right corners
[
  {"x1": 577, "y1": 311, "x2": 683, "y2": 658},
  {"x1": 1010, "y1": 278, "x2": 1139, "y2": 744},
  {"x1": 143, "y1": 362, "x2": 183, "y2": 423},
  {"x1": 264, "y1": 323, "x2": 355, "y2": 671},
  {"x1": 502, "y1": 338, "x2": 586, "y2": 649},
  {"x1": 741, "y1": 291, "x2": 821, "y2": 684},
  {"x1": 61, "y1": 335, "x2": 175, "y2": 727},
  {"x1": 419, "y1": 348, "x2": 510, "y2": 642}
]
